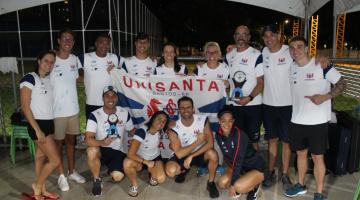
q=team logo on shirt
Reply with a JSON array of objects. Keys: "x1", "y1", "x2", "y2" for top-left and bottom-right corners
[
  {"x1": 278, "y1": 57, "x2": 286, "y2": 65},
  {"x1": 305, "y1": 73, "x2": 314, "y2": 80},
  {"x1": 241, "y1": 58, "x2": 248, "y2": 64},
  {"x1": 194, "y1": 129, "x2": 200, "y2": 135},
  {"x1": 217, "y1": 74, "x2": 223, "y2": 79}
]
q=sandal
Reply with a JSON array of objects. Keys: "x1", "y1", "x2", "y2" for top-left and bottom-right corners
[
  {"x1": 30, "y1": 194, "x2": 45, "y2": 200},
  {"x1": 128, "y1": 186, "x2": 138, "y2": 197},
  {"x1": 149, "y1": 177, "x2": 158, "y2": 186},
  {"x1": 42, "y1": 192, "x2": 60, "y2": 200}
]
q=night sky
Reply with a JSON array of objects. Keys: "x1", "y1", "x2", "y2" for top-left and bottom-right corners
[{"x1": 142, "y1": 0, "x2": 360, "y2": 51}]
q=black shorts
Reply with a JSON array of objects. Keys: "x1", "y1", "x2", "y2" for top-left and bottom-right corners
[
  {"x1": 85, "y1": 104, "x2": 102, "y2": 121},
  {"x1": 169, "y1": 153, "x2": 207, "y2": 170},
  {"x1": 141, "y1": 155, "x2": 163, "y2": 170},
  {"x1": 231, "y1": 105, "x2": 262, "y2": 142},
  {"x1": 263, "y1": 105, "x2": 292, "y2": 142},
  {"x1": 27, "y1": 119, "x2": 54, "y2": 140},
  {"x1": 100, "y1": 147, "x2": 127, "y2": 173},
  {"x1": 289, "y1": 123, "x2": 328, "y2": 155},
  {"x1": 241, "y1": 153, "x2": 266, "y2": 174}
]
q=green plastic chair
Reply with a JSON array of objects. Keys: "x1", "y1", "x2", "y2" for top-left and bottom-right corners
[
  {"x1": 354, "y1": 178, "x2": 360, "y2": 200},
  {"x1": 10, "y1": 125, "x2": 36, "y2": 164}
]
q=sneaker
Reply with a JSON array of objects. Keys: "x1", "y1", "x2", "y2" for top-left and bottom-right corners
[
  {"x1": 68, "y1": 170, "x2": 86, "y2": 184},
  {"x1": 281, "y1": 174, "x2": 292, "y2": 191},
  {"x1": 206, "y1": 181, "x2": 219, "y2": 198},
  {"x1": 128, "y1": 186, "x2": 138, "y2": 197},
  {"x1": 58, "y1": 174, "x2": 69, "y2": 191},
  {"x1": 262, "y1": 170, "x2": 276, "y2": 188},
  {"x1": 92, "y1": 178, "x2": 102, "y2": 196},
  {"x1": 246, "y1": 185, "x2": 260, "y2": 200},
  {"x1": 284, "y1": 183, "x2": 307, "y2": 197},
  {"x1": 175, "y1": 170, "x2": 189, "y2": 183},
  {"x1": 197, "y1": 167, "x2": 208, "y2": 177},
  {"x1": 149, "y1": 177, "x2": 158, "y2": 186},
  {"x1": 216, "y1": 165, "x2": 226, "y2": 174},
  {"x1": 314, "y1": 193, "x2": 326, "y2": 200}
]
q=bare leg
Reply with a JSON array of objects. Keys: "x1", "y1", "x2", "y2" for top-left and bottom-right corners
[
  {"x1": 296, "y1": 149, "x2": 308, "y2": 185},
  {"x1": 268, "y1": 138, "x2": 278, "y2": 173},
  {"x1": 311, "y1": 154, "x2": 325, "y2": 193},
  {"x1": 65, "y1": 134, "x2": 76, "y2": 173},
  {"x1": 233, "y1": 170, "x2": 264, "y2": 194},
  {"x1": 55, "y1": 140, "x2": 65, "y2": 175},
  {"x1": 217, "y1": 168, "x2": 232, "y2": 189},
  {"x1": 86, "y1": 147, "x2": 101, "y2": 179},
  {"x1": 165, "y1": 161, "x2": 182, "y2": 178},
  {"x1": 148, "y1": 161, "x2": 166, "y2": 184},
  {"x1": 204, "y1": 149, "x2": 219, "y2": 182},
  {"x1": 123, "y1": 158, "x2": 142, "y2": 187},
  {"x1": 282, "y1": 142, "x2": 291, "y2": 174}
]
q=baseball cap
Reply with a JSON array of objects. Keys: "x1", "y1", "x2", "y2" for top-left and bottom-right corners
[
  {"x1": 262, "y1": 24, "x2": 279, "y2": 36},
  {"x1": 103, "y1": 85, "x2": 117, "y2": 95}
]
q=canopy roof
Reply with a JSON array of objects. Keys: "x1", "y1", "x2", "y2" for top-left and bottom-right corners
[{"x1": 0, "y1": 0, "x2": 63, "y2": 15}]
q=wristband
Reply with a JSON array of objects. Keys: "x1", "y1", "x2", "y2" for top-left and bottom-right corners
[{"x1": 248, "y1": 95, "x2": 254, "y2": 101}]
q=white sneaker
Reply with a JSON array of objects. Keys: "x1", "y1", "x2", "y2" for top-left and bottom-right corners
[
  {"x1": 58, "y1": 174, "x2": 70, "y2": 191},
  {"x1": 68, "y1": 170, "x2": 86, "y2": 184}
]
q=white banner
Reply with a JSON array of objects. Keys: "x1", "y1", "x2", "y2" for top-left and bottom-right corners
[{"x1": 111, "y1": 69, "x2": 227, "y2": 156}]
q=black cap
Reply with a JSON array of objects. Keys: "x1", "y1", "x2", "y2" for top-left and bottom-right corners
[{"x1": 262, "y1": 24, "x2": 279, "y2": 36}]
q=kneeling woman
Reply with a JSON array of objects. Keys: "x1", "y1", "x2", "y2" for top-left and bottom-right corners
[
  {"x1": 124, "y1": 111, "x2": 169, "y2": 197},
  {"x1": 215, "y1": 107, "x2": 265, "y2": 200}
]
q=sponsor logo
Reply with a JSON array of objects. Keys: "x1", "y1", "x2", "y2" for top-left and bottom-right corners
[
  {"x1": 278, "y1": 57, "x2": 286, "y2": 65},
  {"x1": 305, "y1": 73, "x2": 314, "y2": 80}
]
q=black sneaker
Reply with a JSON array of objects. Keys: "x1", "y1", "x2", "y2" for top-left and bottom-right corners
[
  {"x1": 206, "y1": 181, "x2": 219, "y2": 198},
  {"x1": 281, "y1": 174, "x2": 292, "y2": 191},
  {"x1": 175, "y1": 170, "x2": 189, "y2": 183},
  {"x1": 92, "y1": 178, "x2": 102, "y2": 196},
  {"x1": 246, "y1": 185, "x2": 260, "y2": 200},
  {"x1": 262, "y1": 170, "x2": 275, "y2": 188}
]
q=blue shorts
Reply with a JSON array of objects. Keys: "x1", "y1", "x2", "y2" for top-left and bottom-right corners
[
  {"x1": 230, "y1": 105, "x2": 262, "y2": 143},
  {"x1": 263, "y1": 105, "x2": 292, "y2": 143},
  {"x1": 100, "y1": 147, "x2": 126, "y2": 173}
]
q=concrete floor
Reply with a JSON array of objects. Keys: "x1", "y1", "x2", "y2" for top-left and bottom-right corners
[{"x1": 0, "y1": 147, "x2": 359, "y2": 200}]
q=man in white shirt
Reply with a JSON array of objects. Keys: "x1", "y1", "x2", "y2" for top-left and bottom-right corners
[
  {"x1": 284, "y1": 36, "x2": 346, "y2": 200},
  {"x1": 51, "y1": 28, "x2": 86, "y2": 191},
  {"x1": 80, "y1": 34, "x2": 120, "y2": 120},
  {"x1": 122, "y1": 32, "x2": 156, "y2": 77},
  {"x1": 225, "y1": 25, "x2": 264, "y2": 150},
  {"x1": 85, "y1": 86, "x2": 136, "y2": 196},
  {"x1": 165, "y1": 96, "x2": 219, "y2": 198}
]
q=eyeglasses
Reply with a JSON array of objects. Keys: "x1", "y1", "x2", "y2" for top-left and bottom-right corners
[{"x1": 234, "y1": 32, "x2": 249, "y2": 37}]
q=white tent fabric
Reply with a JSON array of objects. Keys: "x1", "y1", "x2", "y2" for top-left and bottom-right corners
[
  {"x1": 227, "y1": 0, "x2": 360, "y2": 18},
  {"x1": 0, "y1": 0, "x2": 63, "y2": 15}
]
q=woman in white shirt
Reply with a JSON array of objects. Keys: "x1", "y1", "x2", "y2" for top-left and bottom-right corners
[
  {"x1": 154, "y1": 42, "x2": 188, "y2": 76},
  {"x1": 20, "y1": 50, "x2": 61, "y2": 200},
  {"x1": 124, "y1": 111, "x2": 169, "y2": 197}
]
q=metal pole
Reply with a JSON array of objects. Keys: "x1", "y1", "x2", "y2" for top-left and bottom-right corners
[
  {"x1": 48, "y1": 3, "x2": 54, "y2": 49},
  {"x1": 117, "y1": 0, "x2": 121, "y2": 55},
  {"x1": 81, "y1": 0, "x2": 85, "y2": 54},
  {"x1": 16, "y1": 11, "x2": 24, "y2": 76},
  {"x1": 130, "y1": 0, "x2": 133, "y2": 54},
  {"x1": 108, "y1": 0, "x2": 112, "y2": 53},
  {"x1": 124, "y1": 0, "x2": 128, "y2": 54}
]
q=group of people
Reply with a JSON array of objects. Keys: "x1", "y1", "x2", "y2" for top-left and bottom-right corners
[{"x1": 19, "y1": 23, "x2": 346, "y2": 200}]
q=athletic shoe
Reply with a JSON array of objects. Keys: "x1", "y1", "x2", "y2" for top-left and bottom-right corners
[
  {"x1": 197, "y1": 167, "x2": 208, "y2": 177},
  {"x1": 262, "y1": 170, "x2": 276, "y2": 188},
  {"x1": 68, "y1": 170, "x2": 86, "y2": 184},
  {"x1": 92, "y1": 178, "x2": 102, "y2": 196},
  {"x1": 246, "y1": 185, "x2": 260, "y2": 200},
  {"x1": 58, "y1": 174, "x2": 69, "y2": 191},
  {"x1": 206, "y1": 181, "x2": 219, "y2": 198},
  {"x1": 284, "y1": 183, "x2": 307, "y2": 197},
  {"x1": 281, "y1": 174, "x2": 292, "y2": 191},
  {"x1": 175, "y1": 170, "x2": 189, "y2": 183},
  {"x1": 314, "y1": 193, "x2": 326, "y2": 200},
  {"x1": 216, "y1": 165, "x2": 226, "y2": 174},
  {"x1": 128, "y1": 185, "x2": 138, "y2": 197}
]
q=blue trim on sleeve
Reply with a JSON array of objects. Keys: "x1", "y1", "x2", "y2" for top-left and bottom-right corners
[
  {"x1": 122, "y1": 62, "x2": 128, "y2": 72},
  {"x1": 135, "y1": 128, "x2": 146, "y2": 140},
  {"x1": 255, "y1": 54, "x2": 263, "y2": 68},
  {"x1": 154, "y1": 68, "x2": 158, "y2": 75},
  {"x1": 323, "y1": 64, "x2": 333, "y2": 79},
  {"x1": 126, "y1": 112, "x2": 131, "y2": 122},
  {"x1": 20, "y1": 74, "x2": 35, "y2": 86},
  {"x1": 88, "y1": 113, "x2": 97, "y2": 123}
]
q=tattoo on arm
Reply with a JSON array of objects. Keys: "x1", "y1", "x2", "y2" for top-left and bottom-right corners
[{"x1": 328, "y1": 77, "x2": 347, "y2": 98}]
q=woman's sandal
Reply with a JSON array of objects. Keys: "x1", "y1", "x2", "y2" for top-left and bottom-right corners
[
  {"x1": 128, "y1": 186, "x2": 138, "y2": 197},
  {"x1": 42, "y1": 192, "x2": 60, "y2": 200},
  {"x1": 149, "y1": 177, "x2": 158, "y2": 186},
  {"x1": 31, "y1": 194, "x2": 45, "y2": 200}
]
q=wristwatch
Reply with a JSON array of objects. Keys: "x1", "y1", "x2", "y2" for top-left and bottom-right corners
[{"x1": 248, "y1": 95, "x2": 254, "y2": 101}]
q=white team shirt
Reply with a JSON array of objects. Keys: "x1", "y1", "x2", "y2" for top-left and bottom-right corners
[
  {"x1": 20, "y1": 72, "x2": 54, "y2": 120},
  {"x1": 122, "y1": 56, "x2": 156, "y2": 77},
  {"x1": 86, "y1": 106, "x2": 134, "y2": 152},
  {"x1": 290, "y1": 58, "x2": 342, "y2": 125},
  {"x1": 50, "y1": 54, "x2": 82, "y2": 118},
  {"x1": 154, "y1": 64, "x2": 187, "y2": 76},
  {"x1": 171, "y1": 114, "x2": 208, "y2": 153},
  {"x1": 159, "y1": 131, "x2": 172, "y2": 159},
  {"x1": 133, "y1": 126, "x2": 161, "y2": 160},
  {"x1": 262, "y1": 45, "x2": 293, "y2": 106},
  {"x1": 82, "y1": 52, "x2": 120, "y2": 106},
  {"x1": 226, "y1": 46, "x2": 264, "y2": 106},
  {"x1": 195, "y1": 62, "x2": 230, "y2": 80}
]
